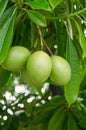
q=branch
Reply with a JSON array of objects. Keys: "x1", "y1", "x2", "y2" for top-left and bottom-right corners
[
  {"x1": 36, "y1": 25, "x2": 53, "y2": 55},
  {"x1": 47, "y1": 8, "x2": 86, "y2": 20}
]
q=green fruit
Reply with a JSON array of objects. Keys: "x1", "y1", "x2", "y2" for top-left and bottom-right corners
[
  {"x1": 21, "y1": 68, "x2": 43, "y2": 88},
  {"x1": 26, "y1": 51, "x2": 52, "y2": 87},
  {"x1": 50, "y1": 55, "x2": 71, "y2": 86},
  {"x1": 2, "y1": 46, "x2": 30, "y2": 71}
]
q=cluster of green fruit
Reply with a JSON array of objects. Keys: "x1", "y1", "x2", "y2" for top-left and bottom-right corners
[{"x1": 2, "y1": 46, "x2": 71, "y2": 88}]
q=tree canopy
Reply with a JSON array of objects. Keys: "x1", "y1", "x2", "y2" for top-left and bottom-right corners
[{"x1": 0, "y1": 0, "x2": 86, "y2": 130}]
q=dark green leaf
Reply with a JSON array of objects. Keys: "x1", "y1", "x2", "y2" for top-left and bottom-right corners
[
  {"x1": 48, "y1": 106, "x2": 66, "y2": 130},
  {"x1": 64, "y1": 37, "x2": 81, "y2": 106},
  {"x1": 25, "y1": 10, "x2": 47, "y2": 27},
  {"x1": 0, "y1": 0, "x2": 8, "y2": 17},
  {"x1": 0, "y1": 73, "x2": 14, "y2": 96},
  {"x1": 25, "y1": 0, "x2": 51, "y2": 11},
  {"x1": 0, "y1": 67, "x2": 10, "y2": 87},
  {"x1": 67, "y1": 112, "x2": 79, "y2": 130},
  {"x1": 72, "y1": 108, "x2": 86, "y2": 128},
  {"x1": 34, "y1": 96, "x2": 65, "y2": 114},
  {"x1": 79, "y1": 117, "x2": 86, "y2": 128}
]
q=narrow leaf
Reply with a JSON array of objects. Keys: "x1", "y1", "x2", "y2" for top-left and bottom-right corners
[
  {"x1": 73, "y1": 19, "x2": 86, "y2": 58},
  {"x1": 25, "y1": 0, "x2": 51, "y2": 11},
  {"x1": 0, "y1": 0, "x2": 8, "y2": 17},
  {"x1": 48, "y1": 0, "x2": 62, "y2": 9},
  {"x1": 0, "y1": 7, "x2": 16, "y2": 64},
  {"x1": 0, "y1": 7, "x2": 14, "y2": 29},
  {"x1": 34, "y1": 96, "x2": 65, "y2": 113},
  {"x1": 25, "y1": 10, "x2": 47, "y2": 27},
  {"x1": 48, "y1": 106, "x2": 66, "y2": 130},
  {"x1": 72, "y1": 108, "x2": 86, "y2": 129},
  {"x1": 67, "y1": 112, "x2": 79, "y2": 130},
  {"x1": 64, "y1": 37, "x2": 81, "y2": 106},
  {"x1": 0, "y1": 67, "x2": 10, "y2": 87}
]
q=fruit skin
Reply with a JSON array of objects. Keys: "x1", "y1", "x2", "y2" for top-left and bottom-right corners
[
  {"x1": 50, "y1": 55, "x2": 71, "y2": 86},
  {"x1": 21, "y1": 68, "x2": 43, "y2": 88},
  {"x1": 2, "y1": 46, "x2": 30, "y2": 71},
  {"x1": 26, "y1": 51, "x2": 52, "y2": 87}
]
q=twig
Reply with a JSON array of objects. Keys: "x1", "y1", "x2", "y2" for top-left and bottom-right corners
[
  {"x1": 36, "y1": 25, "x2": 53, "y2": 55},
  {"x1": 47, "y1": 8, "x2": 86, "y2": 20}
]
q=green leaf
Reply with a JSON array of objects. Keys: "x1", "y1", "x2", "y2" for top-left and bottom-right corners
[
  {"x1": 0, "y1": 67, "x2": 10, "y2": 87},
  {"x1": 0, "y1": 0, "x2": 8, "y2": 17},
  {"x1": 34, "y1": 96, "x2": 65, "y2": 114},
  {"x1": 26, "y1": 96, "x2": 65, "y2": 126},
  {"x1": 0, "y1": 73, "x2": 14, "y2": 96},
  {"x1": 72, "y1": 108, "x2": 86, "y2": 128},
  {"x1": 25, "y1": 0, "x2": 51, "y2": 11},
  {"x1": 67, "y1": 112, "x2": 79, "y2": 130},
  {"x1": 79, "y1": 114, "x2": 86, "y2": 128},
  {"x1": 73, "y1": 19, "x2": 86, "y2": 59},
  {"x1": 48, "y1": 0, "x2": 62, "y2": 9},
  {"x1": 25, "y1": 10, "x2": 47, "y2": 27},
  {"x1": 56, "y1": 21, "x2": 67, "y2": 57},
  {"x1": 0, "y1": 7, "x2": 13, "y2": 29},
  {"x1": 0, "y1": 7, "x2": 16, "y2": 64},
  {"x1": 64, "y1": 37, "x2": 81, "y2": 106},
  {"x1": 48, "y1": 106, "x2": 66, "y2": 130}
]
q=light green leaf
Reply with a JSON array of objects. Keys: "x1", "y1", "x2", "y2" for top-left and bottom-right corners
[
  {"x1": 0, "y1": 7, "x2": 15, "y2": 29},
  {"x1": 0, "y1": 0, "x2": 8, "y2": 17},
  {"x1": 64, "y1": 37, "x2": 81, "y2": 106},
  {"x1": 25, "y1": 0, "x2": 51, "y2": 11},
  {"x1": 0, "y1": 7, "x2": 16, "y2": 64},
  {"x1": 73, "y1": 19, "x2": 86, "y2": 59},
  {"x1": 25, "y1": 10, "x2": 47, "y2": 27},
  {"x1": 48, "y1": 0, "x2": 62, "y2": 9}
]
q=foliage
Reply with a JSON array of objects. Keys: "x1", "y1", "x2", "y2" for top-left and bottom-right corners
[{"x1": 0, "y1": 0, "x2": 86, "y2": 129}]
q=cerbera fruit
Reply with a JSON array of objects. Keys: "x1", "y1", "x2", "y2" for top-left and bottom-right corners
[
  {"x1": 25, "y1": 51, "x2": 52, "y2": 87},
  {"x1": 2, "y1": 46, "x2": 30, "y2": 71},
  {"x1": 50, "y1": 55, "x2": 71, "y2": 86}
]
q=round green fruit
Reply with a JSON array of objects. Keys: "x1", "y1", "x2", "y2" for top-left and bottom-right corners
[
  {"x1": 2, "y1": 46, "x2": 30, "y2": 71},
  {"x1": 26, "y1": 51, "x2": 52, "y2": 87},
  {"x1": 21, "y1": 68, "x2": 43, "y2": 88},
  {"x1": 50, "y1": 55, "x2": 71, "y2": 86}
]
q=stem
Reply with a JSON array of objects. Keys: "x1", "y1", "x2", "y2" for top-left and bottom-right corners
[
  {"x1": 36, "y1": 25, "x2": 53, "y2": 55},
  {"x1": 36, "y1": 25, "x2": 43, "y2": 50},
  {"x1": 47, "y1": 7, "x2": 86, "y2": 20},
  {"x1": 66, "y1": 8, "x2": 86, "y2": 18},
  {"x1": 31, "y1": 22, "x2": 35, "y2": 48},
  {"x1": 42, "y1": 39, "x2": 53, "y2": 55}
]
